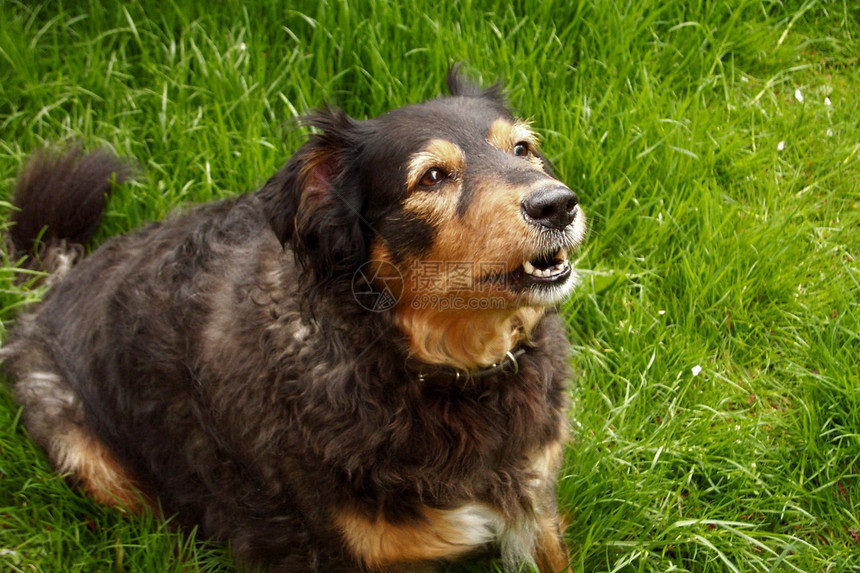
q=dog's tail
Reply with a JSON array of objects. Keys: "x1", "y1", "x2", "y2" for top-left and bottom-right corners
[{"x1": 7, "y1": 145, "x2": 131, "y2": 276}]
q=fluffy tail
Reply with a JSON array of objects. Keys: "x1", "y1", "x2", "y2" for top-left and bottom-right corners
[{"x1": 8, "y1": 145, "x2": 131, "y2": 272}]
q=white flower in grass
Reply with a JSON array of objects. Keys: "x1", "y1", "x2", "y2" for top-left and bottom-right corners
[
  {"x1": 777, "y1": 141, "x2": 786, "y2": 151},
  {"x1": 691, "y1": 365, "x2": 702, "y2": 377},
  {"x1": 794, "y1": 89, "x2": 804, "y2": 103}
]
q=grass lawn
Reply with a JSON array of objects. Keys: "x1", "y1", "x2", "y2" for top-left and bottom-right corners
[{"x1": 1, "y1": 0, "x2": 858, "y2": 571}]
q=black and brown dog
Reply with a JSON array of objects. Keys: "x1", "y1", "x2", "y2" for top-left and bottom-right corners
[{"x1": 2, "y1": 70, "x2": 586, "y2": 572}]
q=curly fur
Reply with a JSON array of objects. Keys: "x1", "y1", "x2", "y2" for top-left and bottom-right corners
[{"x1": 2, "y1": 71, "x2": 585, "y2": 572}]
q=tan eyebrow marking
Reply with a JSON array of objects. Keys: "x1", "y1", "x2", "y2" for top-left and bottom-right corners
[
  {"x1": 486, "y1": 119, "x2": 539, "y2": 152},
  {"x1": 406, "y1": 139, "x2": 466, "y2": 190}
]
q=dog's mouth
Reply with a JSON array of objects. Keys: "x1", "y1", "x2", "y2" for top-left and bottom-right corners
[{"x1": 511, "y1": 248, "x2": 572, "y2": 288}]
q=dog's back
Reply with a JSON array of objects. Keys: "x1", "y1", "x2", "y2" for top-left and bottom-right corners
[{"x1": 4, "y1": 147, "x2": 291, "y2": 518}]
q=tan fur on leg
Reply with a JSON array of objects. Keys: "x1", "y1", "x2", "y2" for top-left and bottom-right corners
[{"x1": 52, "y1": 426, "x2": 148, "y2": 513}]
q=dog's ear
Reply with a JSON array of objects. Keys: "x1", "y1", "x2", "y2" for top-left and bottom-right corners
[
  {"x1": 258, "y1": 108, "x2": 368, "y2": 298},
  {"x1": 447, "y1": 65, "x2": 504, "y2": 103}
]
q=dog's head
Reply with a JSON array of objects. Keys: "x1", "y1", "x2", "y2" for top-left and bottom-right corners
[{"x1": 260, "y1": 69, "x2": 586, "y2": 369}]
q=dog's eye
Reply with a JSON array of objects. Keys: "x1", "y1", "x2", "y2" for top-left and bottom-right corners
[
  {"x1": 513, "y1": 142, "x2": 531, "y2": 157},
  {"x1": 420, "y1": 167, "x2": 447, "y2": 187}
]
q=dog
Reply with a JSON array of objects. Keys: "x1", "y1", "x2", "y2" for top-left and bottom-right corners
[{"x1": 2, "y1": 69, "x2": 586, "y2": 572}]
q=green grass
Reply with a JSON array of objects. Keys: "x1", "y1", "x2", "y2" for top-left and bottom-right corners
[{"x1": 1, "y1": 0, "x2": 858, "y2": 571}]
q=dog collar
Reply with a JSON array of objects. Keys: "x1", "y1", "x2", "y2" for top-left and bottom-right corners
[{"x1": 412, "y1": 347, "x2": 528, "y2": 382}]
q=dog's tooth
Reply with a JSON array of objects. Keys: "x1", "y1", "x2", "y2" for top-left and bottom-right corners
[
  {"x1": 524, "y1": 255, "x2": 572, "y2": 279},
  {"x1": 523, "y1": 260, "x2": 536, "y2": 275}
]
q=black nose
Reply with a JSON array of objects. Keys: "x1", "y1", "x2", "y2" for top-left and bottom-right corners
[{"x1": 521, "y1": 186, "x2": 579, "y2": 230}]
